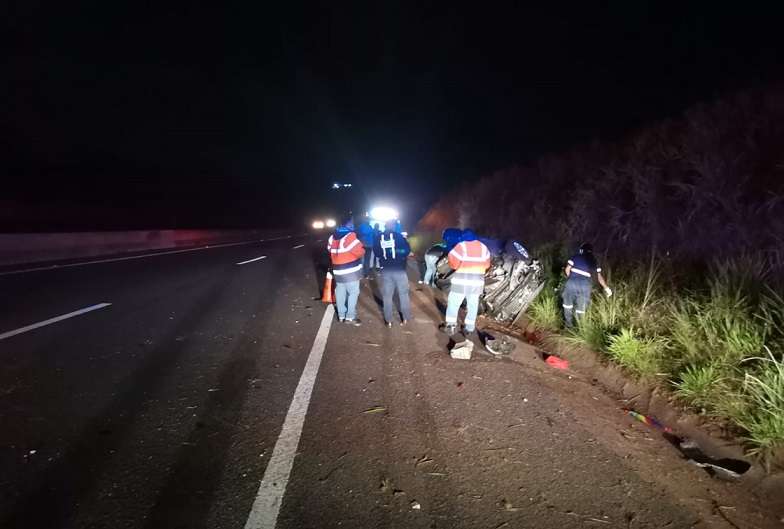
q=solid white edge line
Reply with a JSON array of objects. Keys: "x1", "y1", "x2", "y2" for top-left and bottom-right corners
[
  {"x1": 0, "y1": 303, "x2": 112, "y2": 341},
  {"x1": 291, "y1": 244, "x2": 305, "y2": 249},
  {"x1": 237, "y1": 255, "x2": 268, "y2": 265},
  {"x1": 243, "y1": 304, "x2": 335, "y2": 529}
]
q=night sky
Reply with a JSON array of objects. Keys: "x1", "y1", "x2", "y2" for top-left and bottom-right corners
[{"x1": 5, "y1": 2, "x2": 783, "y2": 230}]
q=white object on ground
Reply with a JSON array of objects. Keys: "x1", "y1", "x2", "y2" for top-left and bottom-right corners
[{"x1": 450, "y1": 340, "x2": 473, "y2": 360}]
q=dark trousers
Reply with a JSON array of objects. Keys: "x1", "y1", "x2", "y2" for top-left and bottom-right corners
[
  {"x1": 562, "y1": 279, "x2": 592, "y2": 327},
  {"x1": 362, "y1": 246, "x2": 373, "y2": 277}
]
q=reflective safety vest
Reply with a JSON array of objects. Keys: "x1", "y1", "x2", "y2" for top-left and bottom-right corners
[
  {"x1": 379, "y1": 233, "x2": 397, "y2": 259},
  {"x1": 447, "y1": 240, "x2": 491, "y2": 295},
  {"x1": 328, "y1": 232, "x2": 365, "y2": 283},
  {"x1": 567, "y1": 253, "x2": 601, "y2": 283}
]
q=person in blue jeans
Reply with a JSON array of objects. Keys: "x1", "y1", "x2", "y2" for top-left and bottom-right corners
[
  {"x1": 374, "y1": 221, "x2": 412, "y2": 326},
  {"x1": 328, "y1": 217, "x2": 365, "y2": 325},
  {"x1": 420, "y1": 242, "x2": 446, "y2": 286},
  {"x1": 562, "y1": 243, "x2": 612, "y2": 327}
]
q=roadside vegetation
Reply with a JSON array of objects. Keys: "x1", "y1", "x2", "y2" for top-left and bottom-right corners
[
  {"x1": 529, "y1": 251, "x2": 784, "y2": 468},
  {"x1": 418, "y1": 83, "x2": 784, "y2": 466}
]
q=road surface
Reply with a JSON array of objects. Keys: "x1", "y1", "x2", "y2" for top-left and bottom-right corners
[{"x1": 0, "y1": 235, "x2": 777, "y2": 528}]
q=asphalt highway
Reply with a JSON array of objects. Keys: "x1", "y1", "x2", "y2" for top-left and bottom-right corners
[{"x1": 0, "y1": 235, "x2": 774, "y2": 528}]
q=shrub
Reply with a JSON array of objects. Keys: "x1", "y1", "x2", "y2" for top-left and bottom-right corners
[
  {"x1": 606, "y1": 327, "x2": 668, "y2": 378},
  {"x1": 673, "y1": 363, "x2": 729, "y2": 412},
  {"x1": 562, "y1": 309, "x2": 611, "y2": 352},
  {"x1": 731, "y1": 349, "x2": 784, "y2": 469},
  {"x1": 527, "y1": 285, "x2": 562, "y2": 332}
]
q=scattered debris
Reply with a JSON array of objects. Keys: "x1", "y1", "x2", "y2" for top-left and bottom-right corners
[
  {"x1": 483, "y1": 332, "x2": 516, "y2": 356},
  {"x1": 363, "y1": 406, "x2": 387, "y2": 414},
  {"x1": 673, "y1": 437, "x2": 751, "y2": 480},
  {"x1": 415, "y1": 455, "x2": 433, "y2": 467},
  {"x1": 379, "y1": 478, "x2": 391, "y2": 492},
  {"x1": 626, "y1": 410, "x2": 672, "y2": 433},
  {"x1": 365, "y1": 342, "x2": 382, "y2": 347},
  {"x1": 207, "y1": 388, "x2": 221, "y2": 392},
  {"x1": 563, "y1": 511, "x2": 611, "y2": 524},
  {"x1": 410, "y1": 500, "x2": 421, "y2": 510},
  {"x1": 449, "y1": 339, "x2": 474, "y2": 360},
  {"x1": 545, "y1": 355, "x2": 569, "y2": 370},
  {"x1": 498, "y1": 498, "x2": 520, "y2": 512}
]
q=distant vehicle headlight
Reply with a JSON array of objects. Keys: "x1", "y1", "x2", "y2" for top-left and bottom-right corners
[
  {"x1": 325, "y1": 218, "x2": 336, "y2": 228},
  {"x1": 369, "y1": 206, "x2": 399, "y2": 222},
  {"x1": 312, "y1": 220, "x2": 325, "y2": 229}
]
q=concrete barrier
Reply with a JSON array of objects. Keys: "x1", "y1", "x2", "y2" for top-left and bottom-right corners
[{"x1": 0, "y1": 229, "x2": 291, "y2": 267}]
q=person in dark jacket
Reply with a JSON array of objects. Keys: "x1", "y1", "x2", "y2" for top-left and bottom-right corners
[
  {"x1": 357, "y1": 220, "x2": 375, "y2": 278},
  {"x1": 374, "y1": 220, "x2": 412, "y2": 326},
  {"x1": 562, "y1": 243, "x2": 612, "y2": 327},
  {"x1": 442, "y1": 227, "x2": 462, "y2": 251},
  {"x1": 372, "y1": 223, "x2": 382, "y2": 270}
]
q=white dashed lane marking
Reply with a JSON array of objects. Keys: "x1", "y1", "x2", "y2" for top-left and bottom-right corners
[
  {"x1": 237, "y1": 256, "x2": 268, "y2": 265},
  {"x1": 291, "y1": 244, "x2": 305, "y2": 249},
  {"x1": 0, "y1": 303, "x2": 112, "y2": 341}
]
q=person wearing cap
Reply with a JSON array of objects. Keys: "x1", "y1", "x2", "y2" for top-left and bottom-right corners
[
  {"x1": 327, "y1": 216, "x2": 365, "y2": 325},
  {"x1": 562, "y1": 243, "x2": 612, "y2": 327},
  {"x1": 374, "y1": 220, "x2": 412, "y2": 326},
  {"x1": 444, "y1": 229, "x2": 491, "y2": 335}
]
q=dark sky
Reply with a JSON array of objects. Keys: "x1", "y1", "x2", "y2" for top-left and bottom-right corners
[{"x1": 5, "y1": 2, "x2": 783, "y2": 230}]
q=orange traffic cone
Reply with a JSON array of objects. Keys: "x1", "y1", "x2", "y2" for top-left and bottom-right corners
[{"x1": 321, "y1": 271, "x2": 335, "y2": 303}]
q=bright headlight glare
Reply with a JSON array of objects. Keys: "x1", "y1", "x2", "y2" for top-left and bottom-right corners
[
  {"x1": 312, "y1": 220, "x2": 325, "y2": 229},
  {"x1": 325, "y1": 218, "x2": 336, "y2": 228},
  {"x1": 369, "y1": 206, "x2": 398, "y2": 222}
]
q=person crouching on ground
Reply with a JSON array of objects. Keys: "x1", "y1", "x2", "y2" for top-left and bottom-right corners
[
  {"x1": 420, "y1": 241, "x2": 446, "y2": 286},
  {"x1": 328, "y1": 216, "x2": 365, "y2": 325},
  {"x1": 444, "y1": 229, "x2": 491, "y2": 335},
  {"x1": 374, "y1": 220, "x2": 412, "y2": 327},
  {"x1": 562, "y1": 243, "x2": 612, "y2": 328}
]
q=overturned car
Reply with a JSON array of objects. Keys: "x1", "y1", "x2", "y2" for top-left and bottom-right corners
[{"x1": 434, "y1": 237, "x2": 545, "y2": 324}]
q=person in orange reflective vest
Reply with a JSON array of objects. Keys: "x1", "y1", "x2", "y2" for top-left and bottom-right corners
[
  {"x1": 327, "y1": 216, "x2": 365, "y2": 325},
  {"x1": 444, "y1": 229, "x2": 491, "y2": 335}
]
